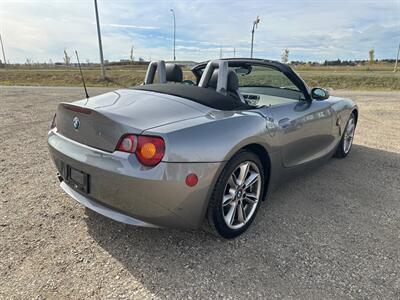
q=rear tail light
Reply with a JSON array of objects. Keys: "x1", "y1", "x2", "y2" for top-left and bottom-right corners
[
  {"x1": 50, "y1": 113, "x2": 57, "y2": 129},
  {"x1": 117, "y1": 135, "x2": 137, "y2": 153},
  {"x1": 136, "y1": 135, "x2": 165, "y2": 166},
  {"x1": 116, "y1": 134, "x2": 165, "y2": 166}
]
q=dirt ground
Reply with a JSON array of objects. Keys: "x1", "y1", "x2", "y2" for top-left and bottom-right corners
[{"x1": 0, "y1": 86, "x2": 399, "y2": 299}]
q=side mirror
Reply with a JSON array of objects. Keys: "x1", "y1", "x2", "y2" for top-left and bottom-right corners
[
  {"x1": 311, "y1": 87, "x2": 329, "y2": 100},
  {"x1": 235, "y1": 65, "x2": 252, "y2": 76}
]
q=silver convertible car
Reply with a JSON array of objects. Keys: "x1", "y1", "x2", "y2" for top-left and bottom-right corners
[{"x1": 48, "y1": 58, "x2": 358, "y2": 238}]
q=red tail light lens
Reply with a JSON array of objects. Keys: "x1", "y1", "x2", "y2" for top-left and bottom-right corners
[
  {"x1": 117, "y1": 135, "x2": 137, "y2": 153},
  {"x1": 136, "y1": 135, "x2": 165, "y2": 166},
  {"x1": 116, "y1": 134, "x2": 165, "y2": 166}
]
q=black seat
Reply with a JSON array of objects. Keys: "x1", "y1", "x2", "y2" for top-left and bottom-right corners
[
  {"x1": 207, "y1": 69, "x2": 244, "y2": 103},
  {"x1": 165, "y1": 63, "x2": 183, "y2": 83}
]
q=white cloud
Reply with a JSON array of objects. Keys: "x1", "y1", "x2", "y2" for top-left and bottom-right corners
[
  {"x1": 0, "y1": 0, "x2": 399, "y2": 63},
  {"x1": 102, "y1": 23, "x2": 160, "y2": 30}
]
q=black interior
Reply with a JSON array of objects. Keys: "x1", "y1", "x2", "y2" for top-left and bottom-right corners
[
  {"x1": 138, "y1": 59, "x2": 312, "y2": 110},
  {"x1": 207, "y1": 69, "x2": 242, "y2": 102},
  {"x1": 165, "y1": 63, "x2": 183, "y2": 83},
  {"x1": 192, "y1": 59, "x2": 312, "y2": 101},
  {"x1": 208, "y1": 69, "x2": 238, "y2": 92},
  {"x1": 134, "y1": 84, "x2": 253, "y2": 111}
]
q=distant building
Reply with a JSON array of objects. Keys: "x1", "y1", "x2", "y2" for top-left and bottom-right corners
[{"x1": 171, "y1": 61, "x2": 198, "y2": 68}]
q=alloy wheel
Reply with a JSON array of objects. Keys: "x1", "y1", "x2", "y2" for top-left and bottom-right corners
[
  {"x1": 343, "y1": 116, "x2": 355, "y2": 153},
  {"x1": 222, "y1": 161, "x2": 262, "y2": 229}
]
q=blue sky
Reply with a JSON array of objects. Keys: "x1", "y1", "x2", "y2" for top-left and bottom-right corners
[{"x1": 1, "y1": 0, "x2": 399, "y2": 63}]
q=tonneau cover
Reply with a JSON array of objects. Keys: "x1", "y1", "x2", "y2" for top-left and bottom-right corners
[{"x1": 134, "y1": 83, "x2": 252, "y2": 111}]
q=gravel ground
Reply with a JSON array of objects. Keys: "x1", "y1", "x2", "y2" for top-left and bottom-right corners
[{"x1": 0, "y1": 86, "x2": 399, "y2": 299}]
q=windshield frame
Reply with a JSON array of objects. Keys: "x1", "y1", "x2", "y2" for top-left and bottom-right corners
[{"x1": 192, "y1": 58, "x2": 312, "y2": 101}]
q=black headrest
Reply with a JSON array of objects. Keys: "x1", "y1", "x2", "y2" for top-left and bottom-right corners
[
  {"x1": 227, "y1": 70, "x2": 239, "y2": 91},
  {"x1": 208, "y1": 69, "x2": 239, "y2": 92},
  {"x1": 165, "y1": 63, "x2": 183, "y2": 82}
]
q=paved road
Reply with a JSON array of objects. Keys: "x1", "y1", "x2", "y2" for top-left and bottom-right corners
[{"x1": 0, "y1": 86, "x2": 399, "y2": 299}]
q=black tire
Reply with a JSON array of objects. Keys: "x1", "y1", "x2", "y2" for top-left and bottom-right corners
[
  {"x1": 334, "y1": 112, "x2": 356, "y2": 158},
  {"x1": 205, "y1": 150, "x2": 265, "y2": 239}
]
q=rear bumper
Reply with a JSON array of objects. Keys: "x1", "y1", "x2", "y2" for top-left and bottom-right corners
[
  {"x1": 48, "y1": 130, "x2": 223, "y2": 229},
  {"x1": 60, "y1": 181, "x2": 159, "y2": 227}
]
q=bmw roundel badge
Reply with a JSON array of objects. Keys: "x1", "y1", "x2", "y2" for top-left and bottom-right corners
[{"x1": 73, "y1": 116, "x2": 80, "y2": 130}]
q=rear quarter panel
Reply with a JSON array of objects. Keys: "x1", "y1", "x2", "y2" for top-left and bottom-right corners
[
  {"x1": 145, "y1": 109, "x2": 284, "y2": 201},
  {"x1": 144, "y1": 110, "x2": 278, "y2": 163}
]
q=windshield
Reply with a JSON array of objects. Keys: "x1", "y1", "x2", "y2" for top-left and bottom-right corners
[
  {"x1": 193, "y1": 61, "x2": 306, "y2": 106},
  {"x1": 235, "y1": 65, "x2": 299, "y2": 91}
]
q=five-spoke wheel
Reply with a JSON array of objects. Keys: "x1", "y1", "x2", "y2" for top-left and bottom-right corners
[
  {"x1": 343, "y1": 116, "x2": 355, "y2": 154},
  {"x1": 222, "y1": 161, "x2": 261, "y2": 230},
  {"x1": 205, "y1": 150, "x2": 265, "y2": 239},
  {"x1": 335, "y1": 112, "x2": 357, "y2": 158}
]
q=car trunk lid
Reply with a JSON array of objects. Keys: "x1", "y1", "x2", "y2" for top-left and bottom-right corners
[{"x1": 56, "y1": 89, "x2": 206, "y2": 152}]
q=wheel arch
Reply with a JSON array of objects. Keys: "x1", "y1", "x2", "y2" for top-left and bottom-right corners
[
  {"x1": 202, "y1": 142, "x2": 273, "y2": 236},
  {"x1": 235, "y1": 143, "x2": 271, "y2": 201},
  {"x1": 352, "y1": 108, "x2": 358, "y2": 125}
]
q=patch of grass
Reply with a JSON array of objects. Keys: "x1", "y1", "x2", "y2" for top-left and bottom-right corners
[
  {"x1": 297, "y1": 70, "x2": 399, "y2": 90},
  {"x1": 0, "y1": 65, "x2": 399, "y2": 90}
]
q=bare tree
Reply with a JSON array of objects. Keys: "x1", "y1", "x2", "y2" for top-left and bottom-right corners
[
  {"x1": 368, "y1": 49, "x2": 375, "y2": 65},
  {"x1": 25, "y1": 58, "x2": 32, "y2": 65},
  {"x1": 130, "y1": 45, "x2": 134, "y2": 61},
  {"x1": 281, "y1": 48, "x2": 289, "y2": 64},
  {"x1": 63, "y1": 49, "x2": 71, "y2": 66}
]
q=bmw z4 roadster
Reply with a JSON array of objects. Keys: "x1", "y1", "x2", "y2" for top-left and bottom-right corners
[{"x1": 48, "y1": 58, "x2": 358, "y2": 238}]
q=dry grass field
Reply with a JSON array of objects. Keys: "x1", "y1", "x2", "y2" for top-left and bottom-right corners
[
  {"x1": 1, "y1": 63, "x2": 399, "y2": 90},
  {"x1": 0, "y1": 86, "x2": 399, "y2": 298}
]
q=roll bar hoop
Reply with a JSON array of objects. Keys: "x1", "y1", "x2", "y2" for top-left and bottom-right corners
[
  {"x1": 144, "y1": 60, "x2": 167, "y2": 84},
  {"x1": 198, "y1": 60, "x2": 228, "y2": 95}
]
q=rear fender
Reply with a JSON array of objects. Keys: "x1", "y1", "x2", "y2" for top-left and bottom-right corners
[{"x1": 145, "y1": 112, "x2": 277, "y2": 163}]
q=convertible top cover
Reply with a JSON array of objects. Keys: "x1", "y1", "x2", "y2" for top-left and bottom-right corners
[{"x1": 134, "y1": 83, "x2": 252, "y2": 111}]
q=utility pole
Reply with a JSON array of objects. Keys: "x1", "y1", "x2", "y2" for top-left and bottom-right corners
[
  {"x1": 170, "y1": 9, "x2": 176, "y2": 61},
  {"x1": 233, "y1": 48, "x2": 236, "y2": 58},
  {"x1": 130, "y1": 44, "x2": 134, "y2": 61},
  {"x1": 250, "y1": 16, "x2": 260, "y2": 58},
  {"x1": 219, "y1": 48, "x2": 223, "y2": 59},
  {"x1": 394, "y1": 42, "x2": 400, "y2": 73},
  {"x1": 94, "y1": 0, "x2": 106, "y2": 79},
  {"x1": 0, "y1": 33, "x2": 6, "y2": 66}
]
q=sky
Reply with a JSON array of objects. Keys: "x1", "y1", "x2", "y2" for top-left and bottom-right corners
[{"x1": 1, "y1": 0, "x2": 399, "y2": 63}]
